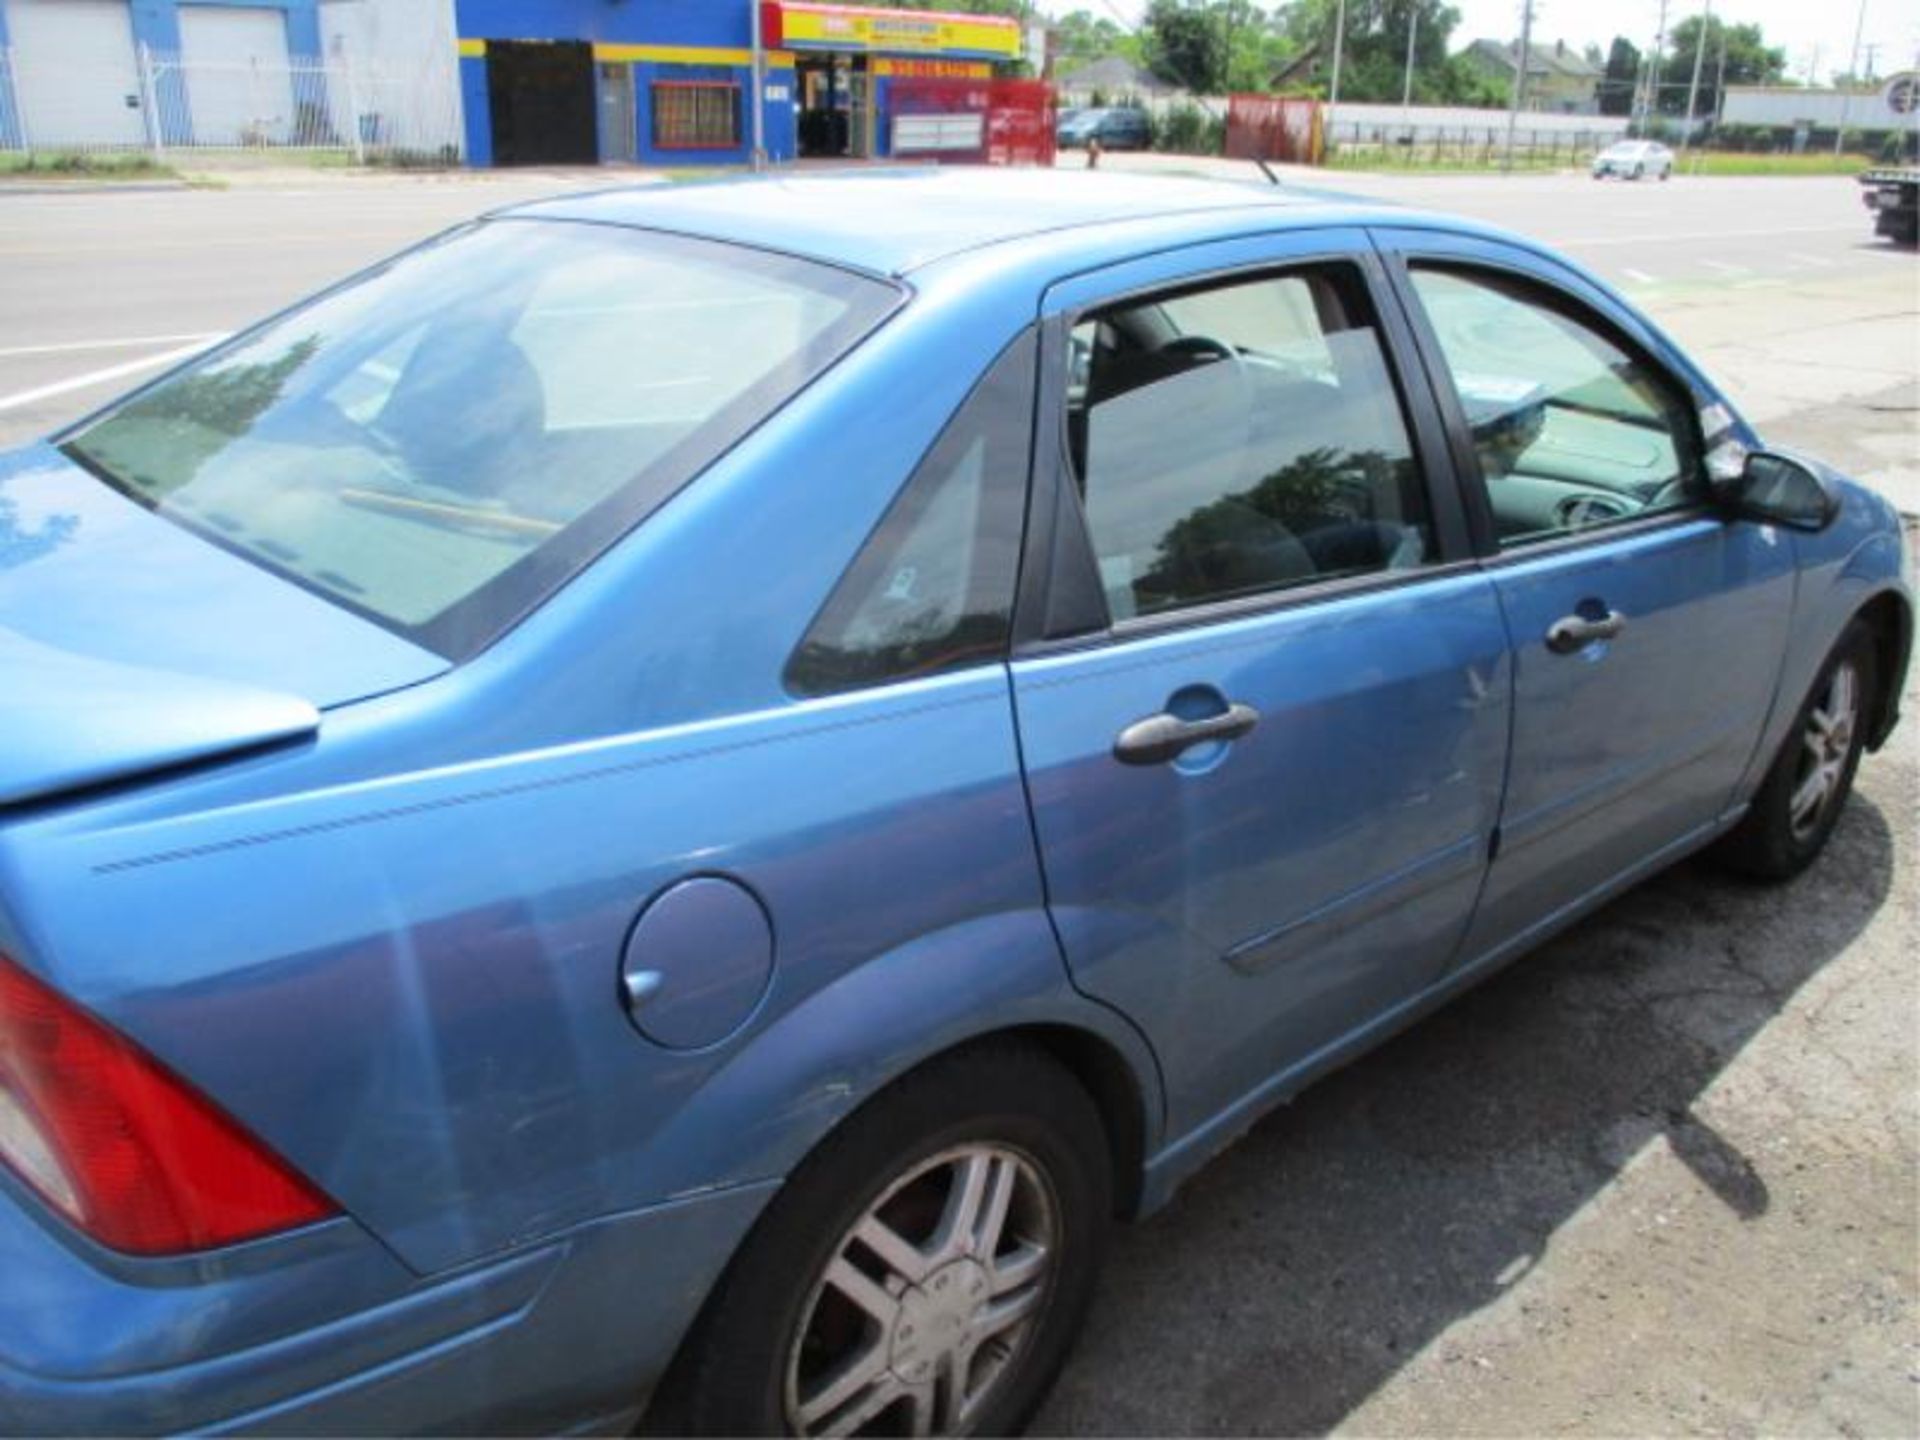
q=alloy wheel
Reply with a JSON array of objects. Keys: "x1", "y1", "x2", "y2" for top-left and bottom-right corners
[
  {"x1": 1789, "y1": 659, "x2": 1859, "y2": 842},
  {"x1": 783, "y1": 1144, "x2": 1058, "y2": 1437}
]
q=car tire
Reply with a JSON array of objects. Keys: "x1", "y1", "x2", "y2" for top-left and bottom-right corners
[
  {"x1": 1658, "y1": 167, "x2": 1671, "y2": 181},
  {"x1": 1631, "y1": 164, "x2": 1644, "y2": 179},
  {"x1": 1711, "y1": 619, "x2": 1879, "y2": 882},
  {"x1": 651, "y1": 1042, "x2": 1112, "y2": 1437}
]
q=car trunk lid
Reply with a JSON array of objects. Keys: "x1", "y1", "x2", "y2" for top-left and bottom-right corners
[{"x1": 0, "y1": 444, "x2": 448, "y2": 807}]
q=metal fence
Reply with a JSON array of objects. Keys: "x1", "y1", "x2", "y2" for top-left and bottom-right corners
[
  {"x1": 1224, "y1": 95, "x2": 1323, "y2": 165},
  {"x1": 0, "y1": 45, "x2": 462, "y2": 163},
  {"x1": 888, "y1": 77, "x2": 1056, "y2": 167},
  {"x1": 1327, "y1": 121, "x2": 1621, "y2": 167}
]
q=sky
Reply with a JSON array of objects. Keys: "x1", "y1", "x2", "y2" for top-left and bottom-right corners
[{"x1": 1040, "y1": 0, "x2": 1920, "y2": 86}]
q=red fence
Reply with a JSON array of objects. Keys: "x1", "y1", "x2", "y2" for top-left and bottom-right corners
[
  {"x1": 1225, "y1": 95, "x2": 1323, "y2": 165},
  {"x1": 887, "y1": 78, "x2": 1056, "y2": 166}
]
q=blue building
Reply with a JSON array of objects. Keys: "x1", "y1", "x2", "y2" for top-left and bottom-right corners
[
  {"x1": 0, "y1": 0, "x2": 327, "y2": 152},
  {"x1": 454, "y1": 1, "x2": 1023, "y2": 167}
]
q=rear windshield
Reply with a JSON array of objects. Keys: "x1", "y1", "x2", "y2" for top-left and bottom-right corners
[{"x1": 62, "y1": 220, "x2": 898, "y2": 658}]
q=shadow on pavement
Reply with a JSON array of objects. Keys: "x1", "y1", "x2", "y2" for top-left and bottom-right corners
[{"x1": 1036, "y1": 794, "x2": 1896, "y2": 1435}]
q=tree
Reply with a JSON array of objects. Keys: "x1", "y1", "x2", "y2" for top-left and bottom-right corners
[
  {"x1": 1275, "y1": 0, "x2": 1474, "y2": 104},
  {"x1": 1048, "y1": 8, "x2": 1133, "y2": 67},
  {"x1": 1657, "y1": 16, "x2": 1785, "y2": 116},
  {"x1": 1140, "y1": 0, "x2": 1236, "y2": 93},
  {"x1": 1599, "y1": 36, "x2": 1640, "y2": 116}
]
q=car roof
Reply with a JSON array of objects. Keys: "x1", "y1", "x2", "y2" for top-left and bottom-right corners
[{"x1": 500, "y1": 169, "x2": 1369, "y2": 279}]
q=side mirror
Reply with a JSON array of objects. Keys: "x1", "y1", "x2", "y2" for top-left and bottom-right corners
[{"x1": 1710, "y1": 450, "x2": 1842, "y2": 532}]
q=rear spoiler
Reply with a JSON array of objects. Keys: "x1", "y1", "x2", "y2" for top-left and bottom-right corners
[{"x1": 0, "y1": 628, "x2": 317, "y2": 809}]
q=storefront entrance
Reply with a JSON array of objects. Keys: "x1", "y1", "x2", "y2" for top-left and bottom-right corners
[
  {"x1": 795, "y1": 54, "x2": 870, "y2": 158},
  {"x1": 487, "y1": 39, "x2": 597, "y2": 166}
]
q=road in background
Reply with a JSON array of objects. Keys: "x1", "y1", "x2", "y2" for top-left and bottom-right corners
[
  {"x1": 2, "y1": 168, "x2": 1913, "y2": 510},
  {"x1": 0, "y1": 166, "x2": 1914, "y2": 1435}
]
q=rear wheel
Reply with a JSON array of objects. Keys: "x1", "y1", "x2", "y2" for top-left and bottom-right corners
[
  {"x1": 656, "y1": 1044, "x2": 1111, "y2": 1436},
  {"x1": 1712, "y1": 620, "x2": 1878, "y2": 881}
]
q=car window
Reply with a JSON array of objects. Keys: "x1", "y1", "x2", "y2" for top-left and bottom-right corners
[
  {"x1": 1407, "y1": 265, "x2": 1702, "y2": 548},
  {"x1": 62, "y1": 221, "x2": 898, "y2": 659},
  {"x1": 1065, "y1": 264, "x2": 1432, "y2": 623},
  {"x1": 785, "y1": 333, "x2": 1035, "y2": 696}
]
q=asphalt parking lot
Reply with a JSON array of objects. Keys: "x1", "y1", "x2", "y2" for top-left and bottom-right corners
[{"x1": 1, "y1": 166, "x2": 1914, "y2": 1435}]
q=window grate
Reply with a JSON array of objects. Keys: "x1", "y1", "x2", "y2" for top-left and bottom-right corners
[{"x1": 651, "y1": 82, "x2": 741, "y2": 151}]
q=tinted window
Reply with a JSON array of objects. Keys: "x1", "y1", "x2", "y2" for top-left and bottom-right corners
[
  {"x1": 785, "y1": 334, "x2": 1036, "y2": 696},
  {"x1": 63, "y1": 221, "x2": 897, "y2": 658},
  {"x1": 1066, "y1": 265, "x2": 1431, "y2": 622},
  {"x1": 1409, "y1": 265, "x2": 1702, "y2": 547}
]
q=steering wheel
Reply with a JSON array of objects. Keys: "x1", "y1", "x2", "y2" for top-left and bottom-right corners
[{"x1": 1157, "y1": 333, "x2": 1251, "y2": 403}]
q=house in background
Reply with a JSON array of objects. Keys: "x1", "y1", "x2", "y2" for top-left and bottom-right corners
[
  {"x1": 1053, "y1": 55, "x2": 1174, "y2": 107},
  {"x1": 1460, "y1": 38, "x2": 1601, "y2": 114}
]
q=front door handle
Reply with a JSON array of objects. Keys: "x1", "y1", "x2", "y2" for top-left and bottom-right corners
[
  {"x1": 1113, "y1": 702, "x2": 1260, "y2": 766},
  {"x1": 1546, "y1": 608, "x2": 1627, "y2": 653}
]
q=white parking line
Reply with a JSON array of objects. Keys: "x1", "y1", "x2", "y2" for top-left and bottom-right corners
[
  {"x1": 0, "y1": 340, "x2": 219, "y2": 414},
  {"x1": 0, "y1": 332, "x2": 226, "y2": 360},
  {"x1": 1701, "y1": 260, "x2": 1752, "y2": 276},
  {"x1": 1787, "y1": 253, "x2": 1837, "y2": 267},
  {"x1": 1622, "y1": 268, "x2": 1658, "y2": 285}
]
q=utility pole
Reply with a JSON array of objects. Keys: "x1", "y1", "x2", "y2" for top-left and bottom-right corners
[
  {"x1": 1502, "y1": 0, "x2": 1534, "y2": 172},
  {"x1": 1680, "y1": 0, "x2": 1711, "y2": 160},
  {"x1": 1714, "y1": 24, "x2": 1728, "y2": 125},
  {"x1": 1327, "y1": 0, "x2": 1348, "y2": 142},
  {"x1": 1636, "y1": 0, "x2": 1671, "y2": 134},
  {"x1": 1834, "y1": 0, "x2": 1869, "y2": 156},
  {"x1": 750, "y1": 0, "x2": 767, "y2": 170},
  {"x1": 1402, "y1": 7, "x2": 1419, "y2": 113}
]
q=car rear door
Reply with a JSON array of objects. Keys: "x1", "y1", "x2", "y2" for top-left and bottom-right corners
[
  {"x1": 1008, "y1": 231, "x2": 1512, "y2": 1140},
  {"x1": 1373, "y1": 227, "x2": 1796, "y2": 968}
]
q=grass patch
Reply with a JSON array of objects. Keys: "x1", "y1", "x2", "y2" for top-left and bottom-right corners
[
  {"x1": 1680, "y1": 151, "x2": 1874, "y2": 177},
  {"x1": 0, "y1": 151, "x2": 178, "y2": 181}
]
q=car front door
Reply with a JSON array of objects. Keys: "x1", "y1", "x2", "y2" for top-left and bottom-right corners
[
  {"x1": 1375, "y1": 229, "x2": 1797, "y2": 968},
  {"x1": 1008, "y1": 233, "x2": 1512, "y2": 1140}
]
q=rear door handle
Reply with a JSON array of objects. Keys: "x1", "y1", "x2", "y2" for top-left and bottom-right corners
[
  {"x1": 1113, "y1": 703, "x2": 1260, "y2": 766},
  {"x1": 1546, "y1": 609, "x2": 1627, "y2": 653}
]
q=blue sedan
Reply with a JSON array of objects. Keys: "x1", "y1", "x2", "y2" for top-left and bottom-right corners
[{"x1": 0, "y1": 171, "x2": 1910, "y2": 1436}]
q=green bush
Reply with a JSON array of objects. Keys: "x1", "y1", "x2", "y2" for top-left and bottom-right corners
[{"x1": 1151, "y1": 102, "x2": 1222, "y2": 156}]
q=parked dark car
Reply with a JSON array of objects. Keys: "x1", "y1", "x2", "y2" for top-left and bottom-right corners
[
  {"x1": 1057, "y1": 106, "x2": 1151, "y2": 150},
  {"x1": 0, "y1": 171, "x2": 1910, "y2": 1437}
]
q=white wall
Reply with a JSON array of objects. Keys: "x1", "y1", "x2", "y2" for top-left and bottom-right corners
[
  {"x1": 1331, "y1": 102, "x2": 1627, "y2": 139},
  {"x1": 1723, "y1": 84, "x2": 1917, "y2": 130},
  {"x1": 317, "y1": 0, "x2": 461, "y2": 153}
]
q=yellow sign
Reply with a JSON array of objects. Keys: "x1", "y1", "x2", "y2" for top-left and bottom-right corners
[
  {"x1": 874, "y1": 58, "x2": 993, "y2": 78},
  {"x1": 769, "y1": 4, "x2": 1021, "y2": 60}
]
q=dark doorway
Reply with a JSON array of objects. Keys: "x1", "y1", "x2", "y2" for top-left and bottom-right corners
[{"x1": 488, "y1": 40, "x2": 597, "y2": 166}]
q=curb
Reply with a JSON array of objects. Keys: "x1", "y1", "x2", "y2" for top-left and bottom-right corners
[{"x1": 0, "y1": 181, "x2": 189, "y2": 197}]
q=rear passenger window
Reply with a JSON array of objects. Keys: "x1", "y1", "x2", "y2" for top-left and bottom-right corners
[
  {"x1": 1065, "y1": 265, "x2": 1431, "y2": 623},
  {"x1": 785, "y1": 334, "x2": 1035, "y2": 696},
  {"x1": 1407, "y1": 265, "x2": 1703, "y2": 547}
]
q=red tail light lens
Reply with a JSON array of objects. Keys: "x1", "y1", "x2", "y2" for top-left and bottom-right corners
[{"x1": 0, "y1": 954, "x2": 336, "y2": 1254}]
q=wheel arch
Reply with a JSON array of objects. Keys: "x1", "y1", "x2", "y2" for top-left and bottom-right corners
[
  {"x1": 636, "y1": 1001, "x2": 1161, "y2": 1433},
  {"x1": 1856, "y1": 587, "x2": 1912, "y2": 750}
]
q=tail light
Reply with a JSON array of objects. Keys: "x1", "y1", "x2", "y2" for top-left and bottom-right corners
[{"x1": 0, "y1": 953, "x2": 336, "y2": 1254}]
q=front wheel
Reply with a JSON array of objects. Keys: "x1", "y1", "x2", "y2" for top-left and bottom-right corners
[
  {"x1": 1712, "y1": 620, "x2": 1878, "y2": 881},
  {"x1": 656, "y1": 1044, "x2": 1112, "y2": 1436}
]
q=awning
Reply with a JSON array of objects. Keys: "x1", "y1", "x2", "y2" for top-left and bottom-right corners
[{"x1": 759, "y1": 2, "x2": 1022, "y2": 61}]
